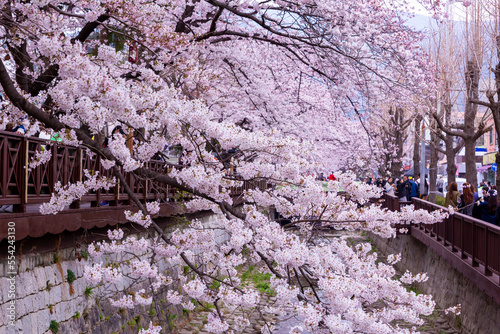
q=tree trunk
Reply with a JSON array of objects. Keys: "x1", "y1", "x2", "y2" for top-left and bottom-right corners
[
  {"x1": 445, "y1": 135, "x2": 457, "y2": 187},
  {"x1": 464, "y1": 138, "x2": 477, "y2": 188},
  {"x1": 388, "y1": 108, "x2": 404, "y2": 177},
  {"x1": 428, "y1": 124, "x2": 439, "y2": 203},
  {"x1": 464, "y1": 60, "x2": 480, "y2": 189},
  {"x1": 413, "y1": 115, "x2": 422, "y2": 180}
]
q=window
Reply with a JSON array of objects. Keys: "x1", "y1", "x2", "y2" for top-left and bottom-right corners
[{"x1": 490, "y1": 130, "x2": 494, "y2": 145}]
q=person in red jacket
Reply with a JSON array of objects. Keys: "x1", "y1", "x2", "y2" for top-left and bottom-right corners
[{"x1": 327, "y1": 173, "x2": 335, "y2": 181}]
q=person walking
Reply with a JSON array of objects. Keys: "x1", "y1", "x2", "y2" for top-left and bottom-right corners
[
  {"x1": 473, "y1": 186, "x2": 489, "y2": 219},
  {"x1": 457, "y1": 183, "x2": 474, "y2": 216},
  {"x1": 408, "y1": 176, "x2": 418, "y2": 200},
  {"x1": 478, "y1": 189, "x2": 497, "y2": 225},
  {"x1": 396, "y1": 178, "x2": 407, "y2": 201},
  {"x1": 444, "y1": 181, "x2": 460, "y2": 209},
  {"x1": 384, "y1": 177, "x2": 395, "y2": 195}
]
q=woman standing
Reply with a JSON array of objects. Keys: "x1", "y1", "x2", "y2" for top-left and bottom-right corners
[
  {"x1": 458, "y1": 183, "x2": 474, "y2": 216},
  {"x1": 479, "y1": 189, "x2": 497, "y2": 225},
  {"x1": 444, "y1": 182, "x2": 460, "y2": 208}
]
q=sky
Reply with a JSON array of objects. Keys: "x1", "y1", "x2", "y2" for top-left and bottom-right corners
[{"x1": 407, "y1": 0, "x2": 469, "y2": 26}]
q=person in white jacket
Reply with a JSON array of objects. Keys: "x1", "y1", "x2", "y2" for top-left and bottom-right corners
[{"x1": 384, "y1": 177, "x2": 395, "y2": 195}]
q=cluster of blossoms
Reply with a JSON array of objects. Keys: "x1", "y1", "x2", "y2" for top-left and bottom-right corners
[
  {"x1": 400, "y1": 271, "x2": 430, "y2": 284},
  {"x1": 387, "y1": 253, "x2": 402, "y2": 265},
  {"x1": 444, "y1": 304, "x2": 462, "y2": 316},
  {"x1": 124, "y1": 210, "x2": 153, "y2": 228},
  {"x1": 27, "y1": 146, "x2": 52, "y2": 172},
  {"x1": 108, "y1": 290, "x2": 153, "y2": 310},
  {"x1": 138, "y1": 322, "x2": 162, "y2": 334},
  {"x1": 40, "y1": 170, "x2": 115, "y2": 215},
  {"x1": 203, "y1": 313, "x2": 230, "y2": 334}
]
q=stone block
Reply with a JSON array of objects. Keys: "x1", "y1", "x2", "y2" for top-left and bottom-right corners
[
  {"x1": 22, "y1": 294, "x2": 35, "y2": 315},
  {"x1": 12, "y1": 318, "x2": 23, "y2": 334},
  {"x1": 16, "y1": 272, "x2": 35, "y2": 299},
  {"x1": 0, "y1": 278, "x2": 6, "y2": 304},
  {"x1": 16, "y1": 298, "x2": 27, "y2": 319},
  {"x1": 20, "y1": 314, "x2": 32, "y2": 334},
  {"x1": 33, "y1": 267, "x2": 47, "y2": 292},
  {"x1": 55, "y1": 300, "x2": 77, "y2": 323},
  {"x1": 41, "y1": 291, "x2": 50, "y2": 310},
  {"x1": 43, "y1": 266, "x2": 57, "y2": 286},
  {"x1": 60, "y1": 283, "x2": 70, "y2": 302},
  {"x1": 26, "y1": 272, "x2": 38, "y2": 296},
  {"x1": 30, "y1": 289, "x2": 45, "y2": 313},
  {"x1": 35, "y1": 309, "x2": 50, "y2": 332},
  {"x1": 51, "y1": 263, "x2": 64, "y2": 283},
  {"x1": 74, "y1": 296, "x2": 87, "y2": 310},
  {"x1": 0, "y1": 305, "x2": 6, "y2": 326},
  {"x1": 5, "y1": 325, "x2": 17, "y2": 334},
  {"x1": 48, "y1": 285, "x2": 62, "y2": 305},
  {"x1": 71, "y1": 277, "x2": 84, "y2": 296},
  {"x1": 26, "y1": 312, "x2": 38, "y2": 334}
]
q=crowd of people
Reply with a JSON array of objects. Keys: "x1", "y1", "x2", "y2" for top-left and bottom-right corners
[
  {"x1": 362, "y1": 175, "x2": 428, "y2": 201},
  {"x1": 444, "y1": 180, "x2": 498, "y2": 225},
  {"x1": 361, "y1": 176, "x2": 499, "y2": 226}
]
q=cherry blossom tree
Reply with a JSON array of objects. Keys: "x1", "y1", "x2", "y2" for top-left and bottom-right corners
[{"x1": 0, "y1": 1, "x2": 450, "y2": 333}]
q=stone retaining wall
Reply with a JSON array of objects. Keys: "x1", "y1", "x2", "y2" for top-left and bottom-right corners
[
  {"x1": 0, "y1": 212, "x2": 228, "y2": 334},
  {"x1": 369, "y1": 232, "x2": 500, "y2": 334}
]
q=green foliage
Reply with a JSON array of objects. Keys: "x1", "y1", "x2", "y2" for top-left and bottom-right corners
[
  {"x1": 436, "y1": 195, "x2": 446, "y2": 207},
  {"x1": 66, "y1": 269, "x2": 76, "y2": 284},
  {"x1": 84, "y1": 286, "x2": 93, "y2": 298},
  {"x1": 49, "y1": 320, "x2": 59, "y2": 333},
  {"x1": 167, "y1": 313, "x2": 177, "y2": 329},
  {"x1": 241, "y1": 265, "x2": 275, "y2": 295},
  {"x1": 209, "y1": 279, "x2": 221, "y2": 290},
  {"x1": 255, "y1": 281, "x2": 271, "y2": 293},
  {"x1": 72, "y1": 311, "x2": 81, "y2": 319},
  {"x1": 406, "y1": 285, "x2": 422, "y2": 295},
  {"x1": 81, "y1": 251, "x2": 89, "y2": 260}
]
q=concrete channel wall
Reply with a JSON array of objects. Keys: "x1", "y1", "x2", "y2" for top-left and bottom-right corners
[
  {"x1": 0, "y1": 212, "x2": 229, "y2": 334},
  {"x1": 369, "y1": 232, "x2": 500, "y2": 334}
]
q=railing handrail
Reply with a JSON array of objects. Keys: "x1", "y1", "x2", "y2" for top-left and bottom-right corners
[
  {"x1": 412, "y1": 197, "x2": 500, "y2": 233},
  {"x1": 0, "y1": 131, "x2": 263, "y2": 212},
  {"x1": 381, "y1": 193, "x2": 500, "y2": 301}
]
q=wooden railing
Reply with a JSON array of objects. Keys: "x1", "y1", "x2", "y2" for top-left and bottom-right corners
[
  {"x1": 0, "y1": 130, "x2": 266, "y2": 212},
  {"x1": 412, "y1": 198, "x2": 500, "y2": 282},
  {"x1": 0, "y1": 131, "x2": 268, "y2": 241},
  {"x1": 0, "y1": 131, "x2": 176, "y2": 212},
  {"x1": 381, "y1": 193, "x2": 500, "y2": 303}
]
